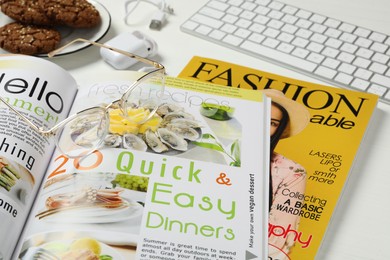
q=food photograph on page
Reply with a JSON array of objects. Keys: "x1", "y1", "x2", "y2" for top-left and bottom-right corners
[
  {"x1": 19, "y1": 232, "x2": 133, "y2": 260},
  {"x1": 19, "y1": 171, "x2": 144, "y2": 259},
  {"x1": 62, "y1": 97, "x2": 243, "y2": 167},
  {"x1": 0, "y1": 156, "x2": 35, "y2": 204}
]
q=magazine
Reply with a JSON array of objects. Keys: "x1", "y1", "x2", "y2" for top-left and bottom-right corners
[
  {"x1": 0, "y1": 54, "x2": 270, "y2": 260},
  {"x1": 178, "y1": 56, "x2": 379, "y2": 260}
]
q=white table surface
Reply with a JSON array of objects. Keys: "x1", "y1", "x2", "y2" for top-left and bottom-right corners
[{"x1": 50, "y1": 0, "x2": 390, "y2": 259}]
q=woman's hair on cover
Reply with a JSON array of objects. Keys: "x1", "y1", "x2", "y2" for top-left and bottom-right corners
[{"x1": 269, "y1": 101, "x2": 289, "y2": 211}]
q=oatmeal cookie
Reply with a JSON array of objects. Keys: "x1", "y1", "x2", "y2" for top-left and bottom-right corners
[
  {"x1": 0, "y1": 22, "x2": 61, "y2": 55},
  {"x1": 1, "y1": 0, "x2": 53, "y2": 25},
  {"x1": 38, "y1": 0, "x2": 101, "y2": 28}
]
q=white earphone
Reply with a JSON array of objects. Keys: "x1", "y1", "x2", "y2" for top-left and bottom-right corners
[{"x1": 124, "y1": 0, "x2": 174, "y2": 30}]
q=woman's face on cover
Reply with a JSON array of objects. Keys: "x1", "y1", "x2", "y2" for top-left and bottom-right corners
[{"x1": 271, "y1": 103, "x2": 283, "y2": 137}]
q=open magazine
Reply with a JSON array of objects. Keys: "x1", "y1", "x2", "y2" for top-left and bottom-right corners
[
  {"x1": 178, "y1": 56, "x2": 379, "y2": 260},
  {"x1": 0, "y1": 55, "x2": 270, "y2": 260}
]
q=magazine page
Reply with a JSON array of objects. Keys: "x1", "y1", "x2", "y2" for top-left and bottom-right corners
[
  {"x1": 178, "y1": 56, "x2": 379, "y2": 259},
  {"x1": 0, "y1": 55, "x2": 78, "y2": 260},
  {"x1": 16, "y1": 72, "x2": 270, "y2": 260}
]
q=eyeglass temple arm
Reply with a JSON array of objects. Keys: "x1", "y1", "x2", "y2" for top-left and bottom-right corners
[
  {"x1": 0, "y1": 96, "x2": 52, "y2": 135},
  {"x1": 48, "y1": 38, "x2": 165, "y2": 71}
]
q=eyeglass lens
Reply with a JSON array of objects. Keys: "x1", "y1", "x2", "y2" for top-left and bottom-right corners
[
  {"x1": 55, "y1": 108, "x2": 109, "y2": 158},
  {"x1": 122, "y1": 70, "x2": 165, "y2": 124}
]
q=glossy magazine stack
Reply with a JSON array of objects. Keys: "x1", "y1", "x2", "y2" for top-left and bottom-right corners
[{"x1": 178, "y1": 56, "x2": 378, "y2": 260}]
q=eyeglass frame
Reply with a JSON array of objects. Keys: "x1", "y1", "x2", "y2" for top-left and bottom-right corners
[{"x1": 0, "y1": 38, "x2": 166, "y2": 156}]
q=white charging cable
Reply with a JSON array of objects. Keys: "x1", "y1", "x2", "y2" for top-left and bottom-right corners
[{"x1": 124, "y1": 0, "x2": 174, "y2": 30}]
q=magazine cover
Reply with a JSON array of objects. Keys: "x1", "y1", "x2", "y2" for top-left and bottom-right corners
[
  {"x1": 0, "y1": 54, "x2": 270, "y2": 260},
  {"x1": 178, "y1": 56, "x2": 379, "y2": 259}
]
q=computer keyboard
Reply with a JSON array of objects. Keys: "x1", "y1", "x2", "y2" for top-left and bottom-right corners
[{"x1": 180, "y1": 0, "x2": 390, "y2": 104}]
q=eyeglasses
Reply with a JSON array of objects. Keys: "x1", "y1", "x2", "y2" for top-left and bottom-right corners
[{"x1": 0, "y1": 38, "x2": 165, "y2": 158}]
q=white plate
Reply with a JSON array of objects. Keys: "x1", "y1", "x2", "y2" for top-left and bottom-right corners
[
  {"x1": 20, "y1": 232, "x2": 128, "y2": 260},
  {"x1": 0, "y1": 0, "x2": 111, "y2": 56},
  {"x1": 38, "y1": 198, "x2": 144, "y2": 224}
]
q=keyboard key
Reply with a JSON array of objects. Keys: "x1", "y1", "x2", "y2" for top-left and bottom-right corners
[
  {"x1": 354, "y1": 68, "x2": 373, "y2": 80},
  {"x1": 227, "y1": 6, "x2": 242, "y2": 16},
  {"x1": 262, "y1": 38, "x2": 280, "y2": 48},
  {"x1": 268, "y1": 10, "x2": 284, "y2": 20},
  {"x1": 268, "y1": 19, "x2": 284, "y2": 29},
  {"x1": 314, "y1": 66, "x2": 337, "y2": 79},
  {"x1": 356, "y1": 48, "x2": 374, "y2": 59},
  {"x1": 324, "y1": 18, "x2": 341, "y2": 28},
  {"x1": 263, "y1": 28, "x2": 280, "y2": 38},
  {"x1": 282, "y1": 14, "x2": 298, "y2": 24},
  {"x1": 282, "y1": 5, "x2": 298, "y2": 15},
  {"x1": 339, "y1": 32, "x2": 357, "y2": 43},
  {"x1": 296, "y1": 18, "x2": 312, "y2": 29},
  {"x1": 281, "y1": 24, "x2": 298, "y2": 34},
  {"x1": 339, "y1": 63, "x2": 356, "y2": 74},
  {"x1": 307, "y1": 52, "x2": 325, "y2": 63},
  {"x1": 370, "y1": 42, "x2": 388, "y2": 53},
  {"x1": 322, "y1": 57, "x2": 340, "y2": 69},
  {"x1": 268, "y1": 1, "x2": 284, "y2": 10},
  {"x1": 235, "y1": 28, "x2": 251, "y2": 38},
  {"x1": 209, "y1": 30, "x2": 226, "y2": 40},
  {"x1": 311, "y1": 33, "x2": 327, "y2": 44},
  {"x1": 236, "y1": 18, "x2": 252, "y2": 28},
  {"x1": 207, "y1": 0, "x2": 229, "y2": 11},
  {"x1": 324, "y1": 28, "x2": 342, "y2": 38},
  {"x1": 368, "y1": 84, "x2": 387, "y2": 96},
  {"x1": 242, "y1": 2, "x2": 257, "y2": 11},
  {"x1": 222, "y1": 14, "x2": 239, "y2": 24},
  {"x1": 248, "y1": 32, "x2": 265, "y2": 43},
  {"x1": 291, "y1": 47, "x2": 309, "y2": 58},
  {"x1": 277, "y1": 32, "x2": 294, "y2": 43},
  {"x1": 229, "y1": 0, "x2": 244, "y2": 7},
  {"x1": 240, "y1": 10, "x2": 257, "y2": 20},
  {"x1": 351, "y1": 78, "x2": 370, "y2": 91},
  {"x1": 296, "y1": 28, "x2": 312, "y2": 39},
  {"x1": 277, "y1": 42, "x2": 295, "y2": 53},
  {"x1": 322, "y1": 47, "x2": 339, "y2": 58},
  {"x1": 254, "y1": 15, "x2": 270, "y2": 25},
  {"x1": 221, "y1": 23, "x2": 237, "y2": 33},
  {"x1": 296, "y1": 9, "x2": 311, "y2": 19},
  {"x1": 355, "y1": 37, "x2": 373, "y2": 48},
  {"x1": 199, "y1": 6, "x2": 225, "y2": 19},
  {"x1": 310, "y1": 24, "x2": 327, "y2": 34},
  {"x1": 335, "y1": 72, "x2": 353, "y2": 84},
  {"x1": 223, "y1": 34, "x2": 243, "y2": 46},
  {"x1": 181, "y1": 20, "x2": 198, "y2": 31},
  {"x1": 353, "y1": 57, "x2": 371, "y2": 69},
  {"x1": 310, "y1": 14, "x2": 326, "y2": 24},
  {"x1": 291, "y1": 37, "x2": 309, "y2": 48},
  {"x1": 337, "y1": 52, "x2": 355, "y2": 63},
  {"x1": 369, "y1": 62, "x2": 387, "y2": 74},
  {"x1": 191, "y1": 14, "x2": 223, "y2": 28},
  {"x1": 307, "y1": 42, "x2": 324, "y2": 53},
  {"x1": 254, "y1": 5, "x2": 270, "y2": 15},
  {"x1": 196, "y1": 25, "x2": 213, "y2": 35},
  {"x1": 325, "y1": 38, "x2": 342, "y2": 49},
  {"x1": 371, "y1": 74, "x2": 390, "y2": 87},
  {"x1": 369, "y1": 32, "x2": 387, "y2": 43},
  {"x1": 340, "y1": 42, "x2": 358, "y2": 53},
  {"x1": 249, "y1": 23, "x2": 265, "y2": 33},
  {"x1": 354, "y1": 27, "x2": 371, "y2": 38},
  {"x1": 339, "y1": 23, "x2": 356, "y2": 33}
]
